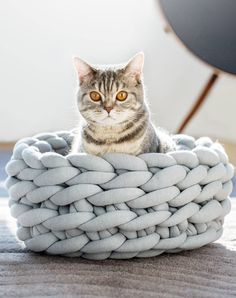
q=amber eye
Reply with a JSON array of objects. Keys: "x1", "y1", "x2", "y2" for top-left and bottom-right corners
[
  {"x1": 90, "y1": 91, "x2": 101, "y2": 101},
  {"x1": 116, "y1": 91, "x2": 128, "y2": 101}
]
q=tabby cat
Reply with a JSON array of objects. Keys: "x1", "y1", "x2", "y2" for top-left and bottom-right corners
[{"x1": 72, "y1": 52, "x2": 175, "y2": 155}]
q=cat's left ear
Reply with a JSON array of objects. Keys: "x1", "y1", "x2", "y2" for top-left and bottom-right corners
[
  {"x1": 124, "y1": 52, "x2": 144, "y2": 82},
  {"x1": 73, "y1": 57, "x2": 95, "y2": 84}
]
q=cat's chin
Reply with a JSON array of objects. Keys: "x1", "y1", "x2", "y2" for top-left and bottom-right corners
[
  {"x1": 100, "y1": 117, "x2": 118, "y2": 125},
  {"x1": 93, "y1": 115, "x2": 122, "y2": 126}
]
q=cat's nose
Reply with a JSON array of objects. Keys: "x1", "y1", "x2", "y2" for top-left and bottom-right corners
[{"x1": 104, "y1": 106, "x2": 113, "y2": 113}]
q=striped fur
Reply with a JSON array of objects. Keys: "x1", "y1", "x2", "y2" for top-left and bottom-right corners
[{"x1": 72, "y1": 53, "x2": 175, "y2": 155}]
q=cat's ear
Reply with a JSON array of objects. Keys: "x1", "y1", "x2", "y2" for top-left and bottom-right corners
[
  {"x1": 124, "y1": 52, "x2": 144, "y2": 81},
  {"x1": 73, "y1": 57, "x2": 95, "y2": 84}
]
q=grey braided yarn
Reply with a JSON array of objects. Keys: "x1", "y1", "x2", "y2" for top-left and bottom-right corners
[{"x1": 5, "y1": 131, "x2": 234, "y2": 259}]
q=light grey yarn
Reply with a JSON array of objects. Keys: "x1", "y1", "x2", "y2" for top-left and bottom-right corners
[{"x1": 5, "y1": 131, "x2": 234, "y2": 259}]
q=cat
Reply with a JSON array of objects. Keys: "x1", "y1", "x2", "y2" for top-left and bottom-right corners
[{"x1": 71, "y1": 52, "x2": 176, "y2": 156}]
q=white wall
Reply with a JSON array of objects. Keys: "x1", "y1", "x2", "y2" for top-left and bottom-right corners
[{"x1": 0, "y1": 0, "x2": 236, "y2": 142}]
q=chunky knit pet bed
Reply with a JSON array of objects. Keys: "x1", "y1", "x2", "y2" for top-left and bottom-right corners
[{"x1": 5, "y1": 131, "x2": 234, "y2": 259}]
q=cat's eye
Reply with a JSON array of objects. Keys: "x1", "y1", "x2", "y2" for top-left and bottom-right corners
[
  {"x1": 90, "y1": 91, "x2": 101, "y2": 101},
  {"x1": 116, "y1": 91, "x2": 128, "y2": 101}
]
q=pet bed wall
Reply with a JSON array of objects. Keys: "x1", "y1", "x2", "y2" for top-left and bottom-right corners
[{"x1": 5, "y1": 131, "x2": 234, "y2": 259}]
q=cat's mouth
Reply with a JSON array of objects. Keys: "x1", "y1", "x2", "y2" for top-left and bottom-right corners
[
  {"x1": 100, "y1": 114, "x2": 117, "y2": 124},
  {"x1": 103, "y1": 113, "x2": 115, "y2": 120}
]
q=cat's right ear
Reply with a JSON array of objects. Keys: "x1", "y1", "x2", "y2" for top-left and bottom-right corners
[{"x1": 73, "y1": 57, "x2": 95, "y2": 84}]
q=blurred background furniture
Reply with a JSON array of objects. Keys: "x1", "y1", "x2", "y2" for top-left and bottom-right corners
[{"x1": 159, "y1": 0, "x2": 236, "y2": 133}]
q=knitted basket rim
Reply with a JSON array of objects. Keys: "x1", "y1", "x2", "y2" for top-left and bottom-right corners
[{"x1": 5, "y1": 130, "x2": 234, "y2": 259}]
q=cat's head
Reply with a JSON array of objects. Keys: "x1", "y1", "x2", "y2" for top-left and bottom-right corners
[{"x1": 74, "y1": 53, "x2": 147, "y2": 125}]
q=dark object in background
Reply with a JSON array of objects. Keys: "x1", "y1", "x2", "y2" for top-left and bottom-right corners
[
  {"x1": 0, "y1": 151, "x2": 12, "y2": 197},
  {"x1": 159, "y1": 0, "x2": 236, "y2": 132},
  {"x1": 160, "y1": 0, "x2": 236, "y2": 75}
]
